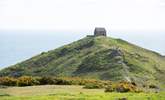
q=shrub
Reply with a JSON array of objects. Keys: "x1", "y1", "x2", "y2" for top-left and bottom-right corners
[
  {"x1": 17, "y1": 76, "x2": 39, "y2": 86},
  {"x1": 118, "y1": 98, "x2": 127, "y2": 100},
  {"x1": 105, "y1": 81, "x2": 142, "y2": 93},
  {"x1": 0, "y1": 76, "x2": 113, "y2": 88},
  {"x1": 0, "y1": 77, "x2": 17, "y2": 86},
  {"x1": 115, "y1": 84, "x2": 131, "y2": 92},
  {"x1": 115, "y1": 82, "x2": 139, "y2": 93},
  {"x1": 83, "y1": 83, "x2": 104, "y2": 89},
  {"x1": 105, "y1": 85, "x2": 115, "y2": 92},
  {"x1": 38, "y1": 76, "x2": 56, "y2": 85},
  {"x1": 149, "y1": 84, "x2": 159, "y2": 89}
]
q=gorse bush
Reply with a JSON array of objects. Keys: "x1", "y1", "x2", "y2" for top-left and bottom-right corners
[
  {"x1": 105, "y1": 85, "x2": 115, "y2": 92},
  {"x1": 0, "y1": 76, "x2": 108, "y2": 86},
  {"x1": 83, "y1": 83, "x2": 105, "y2": 89},
  {"x1": 38, "y1": 76, "x2": 56, "y2": 85},
  {"x1": 105, "y1": 81, "x2": 142, "y2": 93},
  {"x1": 115, "y1": 82, "x2": 135, "y2": 92},
  {"x1": 149, "y1": 84, "x2": 159, "y2": 89},
  {"x1": 0, "y1": 76, "x2": 142, "y2": 93},
  {"x1": 0, "y1": 77, "x2": 17, "y2": 86},
  {"x1": 17, "y1": 76, "x2": 40, "y2": 86},
  {"x1": 82, "y1": 80, "x2": 110, "y2": 89},
  {"x1": 0, "y1": 76, "x2": 40, "y2": 86}
]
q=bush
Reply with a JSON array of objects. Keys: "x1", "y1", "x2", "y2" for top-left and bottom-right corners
[
  {"x1": 0, "y1": 77, "x2": 17, "y2": 86},
  {"x1": 17, "y1": 76, "x2": 39, "y2": 86},
  {"x1": 83, "y1": 83, "x2": 104, "y2": 89},
  {"x1": 55, "y1": 78, "x2": 73, "y2": 85},
  {"x1": 115, "y1": 84, "x2": 131, "y2": 92},
  {"x1": 1, "y1": 76, "x2": 110, "y2": 87},
  {"x1": 116, "y1": 82, "x2": 140, "y2": 93},
  {"x1": 105, "y1": 85, "x2": 115, "y2": 92},
  {"x1": 38, "y1": 76, "x2": 56, "y2": 85},
  {"x1": 104, "y1": 85, "x2": 115, "y2": 92},
  {"x1": 149, "y1": 84, "x2": 159, "y2": 89},
  {"x1": 105, "y1": 81, "x2": 142, "y2": 93},
  {"x1": 0, "y1": 76, "x2": 142, "y2": 93},
  {"x1": 1, "y1": 76, "x2": 104, "y2": 86}
]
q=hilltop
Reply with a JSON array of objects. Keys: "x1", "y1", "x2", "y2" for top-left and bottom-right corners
[{"x1": 0, "y1": 36, "x2": 165, "y2": 87}]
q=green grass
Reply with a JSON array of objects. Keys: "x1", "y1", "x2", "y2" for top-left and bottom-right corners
[{"x1": 0, "y1": 85, "x2": 164, "y2": 100}]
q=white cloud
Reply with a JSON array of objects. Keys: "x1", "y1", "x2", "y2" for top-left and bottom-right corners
[{"x1": 0, "y1": 0, "x2": 165, "y2": 31}]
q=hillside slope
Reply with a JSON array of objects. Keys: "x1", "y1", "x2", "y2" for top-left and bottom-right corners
[{"x1": 0, "y1": 36, "x2": 165, "y2": 86}]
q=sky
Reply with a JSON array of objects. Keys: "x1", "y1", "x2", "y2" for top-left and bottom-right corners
[
  {"x1": 0, "y1": 0, "x2": 165, "y2": 69},
  {"x1": 0, "y1": 0, "x2": 165, "y2": 31}
]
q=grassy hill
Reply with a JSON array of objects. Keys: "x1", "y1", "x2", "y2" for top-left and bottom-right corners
[{"x1": 0, "y1": 36, "x2": 165, "y2": 86}]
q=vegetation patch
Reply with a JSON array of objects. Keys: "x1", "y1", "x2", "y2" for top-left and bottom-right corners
[
  {"x1": 83, "y1": 83, "x2": 104, "y2": 89},
  {"x1": 0, "y1": 76, "x2": 146, "y2": 93},
  {"x1": 105, "y1": 81, "x2": 142, "y2": 93}
]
